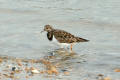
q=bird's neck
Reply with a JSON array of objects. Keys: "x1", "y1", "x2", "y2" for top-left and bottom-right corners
[
  {"x1": 47, "y1": 31, "x2": 53, "y2": 41},
  {"x1": 47, "y1": 29, "x2": 54, "y2": 33}
]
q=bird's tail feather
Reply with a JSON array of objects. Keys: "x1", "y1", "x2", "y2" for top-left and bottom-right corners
[{"x1": 76, "y1": 37, "x2": 89, "y2": 42}]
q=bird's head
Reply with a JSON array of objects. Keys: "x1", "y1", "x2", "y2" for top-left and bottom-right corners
[{"x1": 41, "y1": 25, "x2": 53, "y2": 33}]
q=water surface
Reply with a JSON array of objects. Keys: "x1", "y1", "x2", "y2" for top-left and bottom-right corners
[{"x1": 0, "y1": 0, "x2": 120, "y2": 80}]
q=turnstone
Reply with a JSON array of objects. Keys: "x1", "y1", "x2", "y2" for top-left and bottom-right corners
[{"x1": 41, "y1": 25, "x2": 89, "y2": 51}]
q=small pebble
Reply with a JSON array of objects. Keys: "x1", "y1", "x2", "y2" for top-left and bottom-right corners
[
  {"x1": 12, "y1": 67, "x2": 16, "y2": 71},
  {"x1": 31, "y1": 69, "x2": 40, "y2": 74}
]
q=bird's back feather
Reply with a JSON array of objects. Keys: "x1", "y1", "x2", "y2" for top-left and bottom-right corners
[{"x1": 52, "y1": 29, "x2": 89, "y2": 43}]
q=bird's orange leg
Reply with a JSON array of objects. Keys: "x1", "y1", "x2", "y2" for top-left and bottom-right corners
[{"x1": 70, "y1": 44, "x2": 73, "y2": 51}]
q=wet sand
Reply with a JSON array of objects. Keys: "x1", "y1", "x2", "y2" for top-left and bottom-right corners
[{"x1": 0, "y1": 0, "x2": 120, "y2": 80}]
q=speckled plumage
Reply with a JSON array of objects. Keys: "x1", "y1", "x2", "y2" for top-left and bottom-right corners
[
  {"x1": 43, "y1": 25, "x2": 89, "y2": 51},
  {"x1": 52, "y1": 29, "x2": 89, "y2": 43},
  {"x1": 44, "y1": 25, "x2": 89, "y2": 43}
]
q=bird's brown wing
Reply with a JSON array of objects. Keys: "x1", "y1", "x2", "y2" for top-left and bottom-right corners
[{"x1": 53, "y1": 29, "x2": 77, "y2": 43}]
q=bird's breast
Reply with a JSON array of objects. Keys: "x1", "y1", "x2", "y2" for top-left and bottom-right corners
[
  {"x1": 47, "y1": 32, "x2": 53, "y2": 41},
  {"x1": 52, "y1": 35, "x2": 59, "y2": 43}
]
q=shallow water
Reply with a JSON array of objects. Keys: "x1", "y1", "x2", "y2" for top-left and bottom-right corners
[{"x1": 0, "y1": 0, "x2": 120, "y2": 80}]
